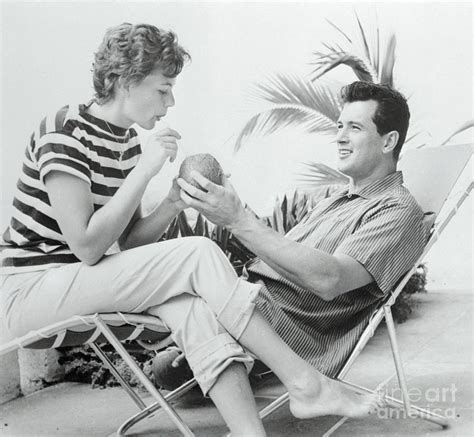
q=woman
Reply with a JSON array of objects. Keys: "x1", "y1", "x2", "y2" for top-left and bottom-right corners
[{"x1": 0, "y1": 23, "x2": 382, "y2": 436}]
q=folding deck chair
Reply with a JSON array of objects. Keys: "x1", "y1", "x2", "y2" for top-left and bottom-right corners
[
  {"x1": 258, "y1": 142, "x2": 473, "y2": 429},
  {"x1": 0, "y1": 143, "x2": 471, "y2": 436}
]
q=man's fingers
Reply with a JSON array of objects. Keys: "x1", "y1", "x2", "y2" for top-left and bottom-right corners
[
  {"x1": 189, "y1": 171, "x2": 219, "y2": 192},
  {"x1": 177, "y1": 178, "x2": 207, "y2": 200},
  {"x1": 179, "y1": 187, "x2": 204, "y2": 208}
]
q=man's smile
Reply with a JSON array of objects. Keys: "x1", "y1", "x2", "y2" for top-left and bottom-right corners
[{"x1": 338, "y1": 149, "x2": 353, "y2": 158}]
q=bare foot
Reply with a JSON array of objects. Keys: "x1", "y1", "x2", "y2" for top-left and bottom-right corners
[{"x1": 288, "y1": 373, "x2": 386, "y2": 419}]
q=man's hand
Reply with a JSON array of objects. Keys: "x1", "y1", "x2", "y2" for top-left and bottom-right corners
[
  {"x1": 177, "y1": 171, "x2": 247, "y2": 228},
  {"x1": 166, "y1": 346, "x2": 187, "y2": 368}
]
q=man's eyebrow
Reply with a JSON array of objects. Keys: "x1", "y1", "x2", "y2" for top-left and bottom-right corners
[{"x1": 337, "y1": 120, "x2": 364, "y2": 126}]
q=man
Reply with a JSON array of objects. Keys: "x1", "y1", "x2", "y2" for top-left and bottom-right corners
[{"x1": 178, "y1": 81, "x2": 429, "y2": 377}]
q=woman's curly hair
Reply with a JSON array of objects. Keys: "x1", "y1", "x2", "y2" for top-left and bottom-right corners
[{"x1": 92, "y1": 23, "x2": 190, "y2": 104}]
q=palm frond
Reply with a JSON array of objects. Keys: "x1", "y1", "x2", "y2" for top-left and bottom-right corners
[
  {"x1": 355, "y1": 12, "x2": 372, "y2": 67},
  {"x1": 310, "y1": 50, "x2": 375, "y2": 83},
  {"x1": 440, "y1": 119, "x2": 474, "y2": 146},
  {"x1": 375, "y1": 26, "x2": 380, "y2": 78},
  {"x1": 311, "y1": 13, "x2": 398, "y2": 86},
  {"x1": 379, "y1": 34, "x2": 396, "y2": 86},
  {"x1": 296, "y1": 161, "x2": 349, "y2": 187},
  {"x1": 234, "y1": 74, "x2": 341, "y2": 151},
  {"x1": 326, "y1": 18, "x2": 352, "y2": 44}
]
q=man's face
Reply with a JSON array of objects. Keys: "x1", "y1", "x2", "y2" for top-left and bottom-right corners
[
  {"x1": 335, "y1": 100, "x2": 386, "y2": 180},
  {"x1": 121, "y1": 69, "x2": 177, "y2": 130}
]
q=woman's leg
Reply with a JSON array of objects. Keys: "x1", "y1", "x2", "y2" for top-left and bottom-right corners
[{"x1": 152, "y1": 294, "x2": 266, "y2": 437}]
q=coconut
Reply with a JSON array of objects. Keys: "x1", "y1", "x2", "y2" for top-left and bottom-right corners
[
  {"x1": 179, "y1": 153, "x2": 224, "y2": 191},
  {"x1": 151, "y1": 349, "x2": 193, "y2": 391}
]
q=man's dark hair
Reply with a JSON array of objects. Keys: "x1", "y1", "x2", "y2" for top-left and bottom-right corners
[{"x1": 340, "y1": 81, "x2": 410, "y2": 161}]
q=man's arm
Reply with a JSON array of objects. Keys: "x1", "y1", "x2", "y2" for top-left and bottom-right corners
[{"x1": 178, "y1": 173, "x2": 373, "y2": 300}]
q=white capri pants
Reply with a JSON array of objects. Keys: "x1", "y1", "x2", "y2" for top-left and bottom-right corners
[{"x1": 0, "y1": 236, "x2": 261, "y2": 394}]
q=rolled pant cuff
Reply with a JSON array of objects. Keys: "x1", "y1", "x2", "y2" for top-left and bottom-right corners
[
  {"x1": 186, "y1": 332, "x2": 254, "y2": 396},
  {"x1": 216, "y1": 278, "x2": 261, "y2": 340}
]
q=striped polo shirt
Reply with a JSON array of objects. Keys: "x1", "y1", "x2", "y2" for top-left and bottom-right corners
[
  {"x1": 0, "y1": 103, "x2": 141, "y2": 274},
  {"x1": 248, "y1": 172, "x2": 429, "y2": 377}
]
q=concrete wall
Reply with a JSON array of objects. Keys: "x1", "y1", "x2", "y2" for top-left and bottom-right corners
[
  {"x1": 0, "y1": 349, "x2": 64, "y2": 404},
  {"x1": 0, "y1": 352, "x2": 21, "y2": 404}
]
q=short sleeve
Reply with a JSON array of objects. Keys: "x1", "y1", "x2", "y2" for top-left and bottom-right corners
[
  {"x1": 335, "y1": 202, "x2": 428, "y2": 296},
  {"x1": 35, "y1": 132, "x2": 91, "y2": 185}
]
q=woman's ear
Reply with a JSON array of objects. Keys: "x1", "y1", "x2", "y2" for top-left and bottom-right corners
[
  {"x1": 115, "y1": 77, "x2": 130, "y2": 97},
  {"x1": 383, "y1": 131, "x2": 399, "y2": 154}
]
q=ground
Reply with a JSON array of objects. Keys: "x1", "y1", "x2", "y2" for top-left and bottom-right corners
[{"x1": 0, "y1": 288, "x2": 472, "y2": 436}]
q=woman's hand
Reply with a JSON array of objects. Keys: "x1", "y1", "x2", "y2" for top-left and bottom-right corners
[
  {"x1": 137, "y1": 127, "x2": 181, "y2": 180},
  {"x1": 164, "y1": 177, "x2": 188, "y2": 213}
]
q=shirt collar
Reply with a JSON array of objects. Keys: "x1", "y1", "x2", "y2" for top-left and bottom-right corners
[{"x1": 339, "y1": 171, "x2": 404, "y2": 199}]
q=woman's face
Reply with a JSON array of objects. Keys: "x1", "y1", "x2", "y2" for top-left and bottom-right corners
[{"x1": 121, "y1": 68, "x2": 177, "y2": 130}]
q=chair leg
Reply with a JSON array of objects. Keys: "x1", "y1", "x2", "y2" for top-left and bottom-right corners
[
  {"x1": 89, "y1": 342, "x2": 146, "y2": 410},
  {"x1": 118, "y1": 378, "x2": 198, "y2": 436},
  {"x1": 258, "y1": 307, "x2": 450, "y2": 430},
  {"x1": 259, "y1": 392, "x2": 289, "y2": 420},
  {"x1": 383, "y1": 305, "x2": 412, "y2": 416},
  {"x1": 92, "y1": 315, "x2": 195, "y2": 437}
]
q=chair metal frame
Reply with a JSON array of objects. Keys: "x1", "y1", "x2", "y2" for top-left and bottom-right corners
[
  {"x1": 0, "y1": 313, "x2": 198, "y2": 436},
  {"x1": 1, "y1": 144, "x2": 471, "y2": 436}
]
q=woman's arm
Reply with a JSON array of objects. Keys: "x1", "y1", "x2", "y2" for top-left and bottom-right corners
[
  {"x1": 45, "y1": 128, "x2": 181, "y2": 265},
  {"x1": 118, "y1": 178, "x2": 187, "y2": 250},
  {"x1": 45, "y1": 167, "x2": 149, "y2": 265}
]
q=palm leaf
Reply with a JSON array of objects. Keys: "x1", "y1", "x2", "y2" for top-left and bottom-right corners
[
  {"x1": 375, "y1": 25, "x2": 380, "y2": 78},
  {"x1": 311, "y1": 50, "x2": 376, "y2": 83},
  {"x1": 355, "y1": 12, "x2": 373, "y2": 67},
  {"x1": 311, "y1": 14, "x2": 397, "y2": 86},
  {"x1": 379, "y1": 34, "x2": 396, "y2": 86},
  {"x1": 234, "y1": 74, "x2": 341, "y2": 151},
  {"x1": 193, "y1": 213, "x2": 206, "y2": 236},
  {"x1": 296, "y1": 162, "x2": 349, "y2": 187},
  {"x1": 177, "y1": 210, "x2": 194, "y2": 236},
  {"x1": 325, "y1": 18, "x2": 353, "y2": 44},
  {"x1": 440, "y1": 119, "x2": 474, "y2": 146}
]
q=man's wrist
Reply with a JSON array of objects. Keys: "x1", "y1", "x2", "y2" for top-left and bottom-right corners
[{"x1": 227, "y1": 208, "x2": 254, "y2": 235}]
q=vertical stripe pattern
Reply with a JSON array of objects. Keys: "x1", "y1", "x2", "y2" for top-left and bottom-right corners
[
  {"x1": 1, "y1": 103, "x2": 141, "y2": 274},
  {"x1": 249, "y1": 172, "x2": 430, "y2": 377}
]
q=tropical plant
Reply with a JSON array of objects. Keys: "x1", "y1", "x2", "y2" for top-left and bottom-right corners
[
  {"x1": 235, "y1": 13, "x2": 473, "y2": 184},
  {"x1": 234, "y1": 13, "x2": 400, "y2": 186}
]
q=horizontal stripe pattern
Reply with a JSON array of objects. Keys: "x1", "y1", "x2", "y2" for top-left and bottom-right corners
[
  {"x1": 1, "y1": 103, "x2": 141, "y2": 274},
  {"x1": 250, "y1": 172, "x2": 430, "y2": 377}
]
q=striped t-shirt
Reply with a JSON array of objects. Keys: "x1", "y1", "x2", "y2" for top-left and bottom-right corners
[
  {"x1": 248, "y1": 172, "x2": 429, "y2": 377},
  {"x1": 0, "y1": 103, "x2": 141, "y2": 274}
]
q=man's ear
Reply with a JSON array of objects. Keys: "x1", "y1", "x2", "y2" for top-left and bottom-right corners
[{"x1": 383, "y1": 131, "x2": 399, "y2": 154}]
